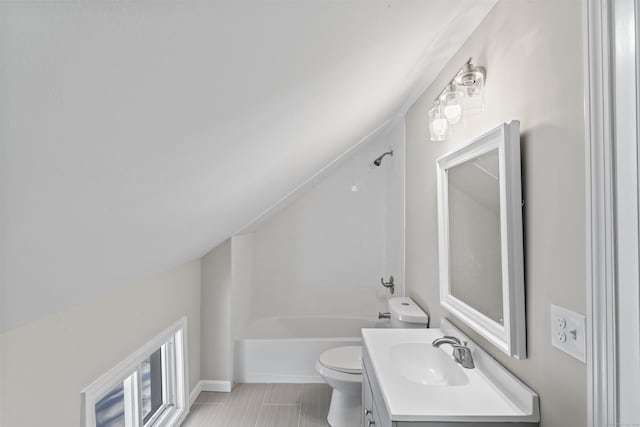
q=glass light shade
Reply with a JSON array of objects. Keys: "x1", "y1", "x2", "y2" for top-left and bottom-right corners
[
  {"x1": 455, "y1": 64, "x2": 485, "y2": 115},
  {"x1": 440, "y1": 84, "x2": 463, "y2": 125},
  {"x1": 429, "y1": 101, "x2": 450, "y2": 142}
]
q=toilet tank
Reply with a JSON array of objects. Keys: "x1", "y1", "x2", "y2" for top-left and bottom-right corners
[{"x1": 388, "y1": 297, "x2": 429, "y2": 328}]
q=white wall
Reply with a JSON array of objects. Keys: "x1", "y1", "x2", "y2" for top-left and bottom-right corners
[
  {"x1": 385, "y1": 122, "x2": 406, "y2": 292},
  {"x1": 231, "y1": 235, "x2": 254, "y2": 343},
  {"x1": 247, "y1": 121, "x2": 405, "y2": 324},
  {"x1": 0, "y1": 261, "x2": 201, "y2": 427},
  {"x1": 404, "y1": 1, "x2": 586, "y2": 426},
  {"x1": 200, "y1": 240, "x2": 233, "y2": 382}
]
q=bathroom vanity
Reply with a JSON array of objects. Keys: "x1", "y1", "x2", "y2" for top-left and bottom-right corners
[{"x1": 361, "y1": 320, "x2": 539, "y2": 427}]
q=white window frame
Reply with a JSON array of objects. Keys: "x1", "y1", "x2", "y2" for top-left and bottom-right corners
[{"x1": 81, "y1": 317, "x2": 189, "y2": 427}]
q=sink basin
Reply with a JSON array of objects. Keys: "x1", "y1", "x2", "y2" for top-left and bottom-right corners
[
  {"x1": 390, "y1": 343, "x2": 469, "y2": 386},
  {"x1": 362, "y1": 324, "x2": 540, "y2": 423}
]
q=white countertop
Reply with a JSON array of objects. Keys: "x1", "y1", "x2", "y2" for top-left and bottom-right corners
[{"x1": 362, "y1": 320, "x2": 540, "y2": 423}]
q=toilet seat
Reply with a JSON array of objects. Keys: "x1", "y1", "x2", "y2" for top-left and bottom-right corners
[
  {"x1": 315, "y1": 361, "x2": 362, "y2": 384},
  {"x1": 318, "y1": 346, "x2": 362, "y2": 374}
]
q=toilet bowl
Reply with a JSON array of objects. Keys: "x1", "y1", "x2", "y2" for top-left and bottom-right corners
[
  {"x1": 316, "y1": 297, "x2": 429, "y2": 427},
  {"x1": 315, "y1": 346, "x2": 362, "y2": 427}
]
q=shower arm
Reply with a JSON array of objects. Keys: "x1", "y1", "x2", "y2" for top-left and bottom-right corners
[
  {"x1": 380, "y1": 276, "x2": 395, "y2": 294},
  {"x1": 373, "y1": 150, "x2": 394, "y2": 166}
]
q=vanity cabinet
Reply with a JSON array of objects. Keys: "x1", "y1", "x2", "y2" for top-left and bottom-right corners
[
  {"x1": 363, "y1": 346, "x2": 391, "y2": 427},
  {"x1": 362, "y1": 332, "x2": 539, "y2": 427}
]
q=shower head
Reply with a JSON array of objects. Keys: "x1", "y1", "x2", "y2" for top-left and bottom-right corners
[{"x1": 373, "y1": 150, "x2": 393, "y2": 167}]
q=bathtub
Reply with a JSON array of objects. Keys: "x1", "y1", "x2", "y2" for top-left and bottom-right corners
[{"x1": 234, "y1": 316, "x2": 386, "y2": 383}]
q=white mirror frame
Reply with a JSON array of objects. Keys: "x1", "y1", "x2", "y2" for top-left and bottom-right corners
[{"x1": 437, "y1": 121, "x2": 526, "y2": 359}]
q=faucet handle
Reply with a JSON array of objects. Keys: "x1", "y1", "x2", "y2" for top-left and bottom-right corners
[
  {"x1": 451, "y1": 342, "x2": 475, "y2": 369},
  {"x1": 451, "y1": 341, "x2": 470, "y2": 350},
  {"x1": 380, "y1": 276, "x2": 395, "y2": 294}
]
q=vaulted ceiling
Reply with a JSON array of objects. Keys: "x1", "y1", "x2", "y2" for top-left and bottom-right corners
[{"x1": 0, "y1": 0, "x2": 496, "y2": 331}]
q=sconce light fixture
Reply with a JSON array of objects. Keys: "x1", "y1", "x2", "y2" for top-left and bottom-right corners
[
  {"x1": 441, "y1": 84, "x2": 462, "y2": 125},
  {"x1": 428, "y1": 100, "x2": 450, "y2": 142},
  {"x1": 428, "y1": 59, "x2": 486, "y2": 142}
]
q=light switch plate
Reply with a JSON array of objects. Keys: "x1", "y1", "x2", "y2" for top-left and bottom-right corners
[{"x1": 550, "y1": 304, "x2": 586, "y2": 363}]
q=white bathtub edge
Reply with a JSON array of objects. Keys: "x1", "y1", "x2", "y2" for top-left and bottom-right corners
[{"x1": 239, "y1": 373, "x2": 326, "y2": 384}]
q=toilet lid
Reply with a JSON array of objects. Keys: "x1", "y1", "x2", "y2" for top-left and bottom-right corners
[{"x1": 319, "y1": 346, "x2": 362, "y2": 374}]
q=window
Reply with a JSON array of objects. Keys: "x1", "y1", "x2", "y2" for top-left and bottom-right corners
[
  {"x1": 82, "y1": 318, "x2": 188, "y2": 427},
  {"x1": 142, "y1": 348, "x2": 163, "y2": 424},
  {"x1": 95, "y1": 381, "x2": 126, "y2": 427}
]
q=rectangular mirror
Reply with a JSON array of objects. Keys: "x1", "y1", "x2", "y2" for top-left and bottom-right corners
[{"x1": 437, "y1": 121, "x2": 526, "y2": 358}]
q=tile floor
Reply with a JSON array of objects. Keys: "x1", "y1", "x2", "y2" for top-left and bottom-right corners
[{"x1": 182, "y1": 383, "x2": 332, "y2": 427}]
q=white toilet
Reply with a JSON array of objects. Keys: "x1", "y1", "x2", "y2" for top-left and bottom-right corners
[{"x1": 315, "y1": 297, "x2": 429, "y2": 427}]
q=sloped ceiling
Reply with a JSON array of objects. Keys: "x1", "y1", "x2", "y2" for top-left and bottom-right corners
[{"x1": 0, "y1": 0, "x2": 495, "y2": 331}]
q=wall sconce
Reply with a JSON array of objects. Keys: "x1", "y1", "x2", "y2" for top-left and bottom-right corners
[
  {"x1": 428, "y1": 59, "x2": 486, "y2": 142},
  {"x1": 440, "y1": 84, "x2": 462, "y2": 125},
  {"x1": 455, "y1": 62, "x2": 485, "y2": 115},
  {"x1": 428, "y1": 100, "x2": 450, "y2": 142}
]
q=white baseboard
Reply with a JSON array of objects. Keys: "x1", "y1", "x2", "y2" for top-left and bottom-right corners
[
  {"x1": 187, "y1": 380, "x2": 233, "y2": 409},
  {"x1": 174, "y1": 409, "x2": 190, "y2": 427},
  {"x1": 188, "y1": 381, "x2": 203, "y2": 408},
  {"x1": 201, "y1": 380, "x2": 234, "y2": 392}
]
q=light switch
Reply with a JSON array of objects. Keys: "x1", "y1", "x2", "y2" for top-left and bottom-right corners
[{"x1": 550, "y1": 304, "x2": 586, "y2": 363}]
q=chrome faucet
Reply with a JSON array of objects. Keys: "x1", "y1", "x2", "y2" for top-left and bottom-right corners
[
  {"x1": 432, "y1": 335, "x2": 460, "y2": 347},
  {"x1": 432, "y1": 336, "x2": 475, "y2": 369}
]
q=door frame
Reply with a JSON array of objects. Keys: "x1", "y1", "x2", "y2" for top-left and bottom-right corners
[
  {"x1": 584, "y1": 0, "x2": 640, "y2": 425},
  {"x1": 584, "y1": 0, "x2": 617, "y2": 426}
]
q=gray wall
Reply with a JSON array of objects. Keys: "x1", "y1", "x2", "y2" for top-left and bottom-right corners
[
  {"x1": 0, "y1": 260, "x2": 202, "y2": 427},
  {"x1": 404, "y1": 1, "x2": 586, "y2": 426},
  {"x1": 201, "y1": 239, "x2": 233, "y2": 382}
]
